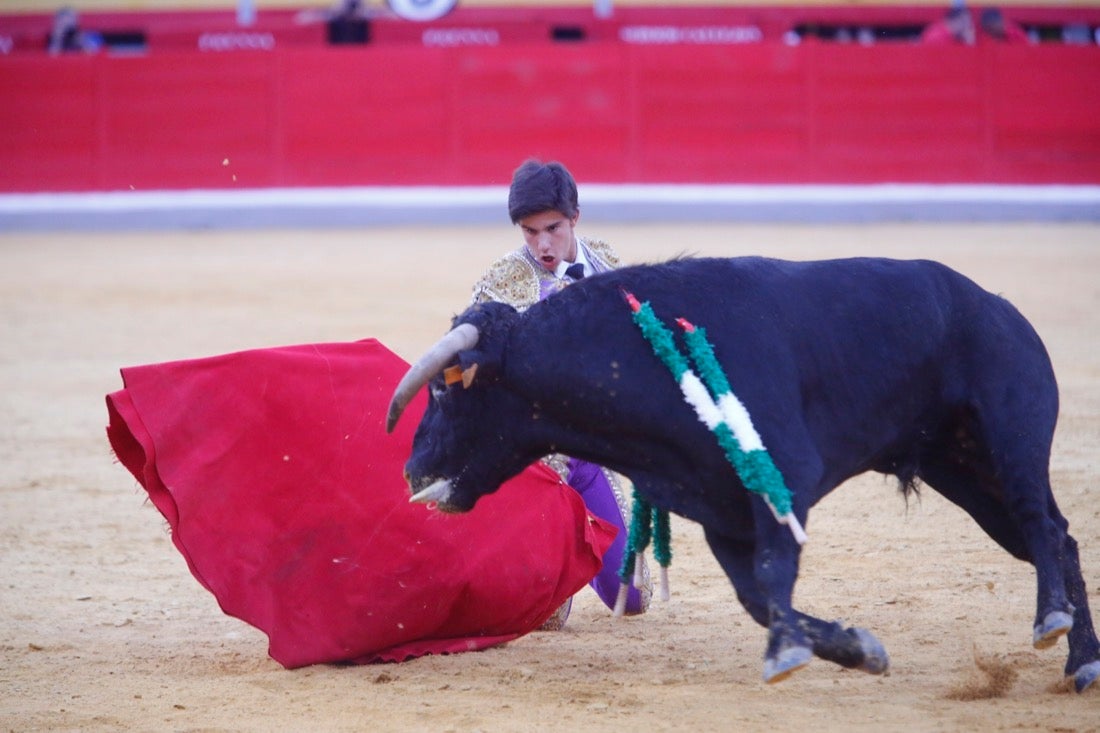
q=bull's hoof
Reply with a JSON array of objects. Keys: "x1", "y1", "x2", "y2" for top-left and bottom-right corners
[
  {"x1": 763, "y1": 645, "x2": 812, "y2": 684},
  {"x1": 1033, "y1": 611, "x2": 1073, "y2": 650},
  {"x1": 1073, "y1": 661, "x2": 1100, "y2": 693},
  {"x1": 853, "y1": 628, "x2": 890, "y2": 675}
]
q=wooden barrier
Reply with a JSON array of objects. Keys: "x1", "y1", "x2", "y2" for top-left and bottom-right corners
[{"x1": 2, "y1": 7, "x2": 1099, "y2": 191}]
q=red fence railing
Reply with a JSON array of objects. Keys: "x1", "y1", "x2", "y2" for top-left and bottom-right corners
[{"x1": 2, "y1": 8, "x2": 1098, "y2": 192}]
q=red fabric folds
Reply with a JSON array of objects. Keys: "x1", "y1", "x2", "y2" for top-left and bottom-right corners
[{"x1": 106, "y1": 339, "x2": 613, "y2": 668}]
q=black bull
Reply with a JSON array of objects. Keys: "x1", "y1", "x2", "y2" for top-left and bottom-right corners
[{"x1": 386, "y1": 256, "x2": 1099, "y2": 692}]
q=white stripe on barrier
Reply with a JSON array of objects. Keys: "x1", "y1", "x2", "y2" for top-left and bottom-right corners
[{"x1": 1, "y1": 184, "x2": 1097, "y2": 228}]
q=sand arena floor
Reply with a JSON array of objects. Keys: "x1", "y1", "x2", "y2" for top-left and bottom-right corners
[{"x1": 1, "y1": 222, "x2": 1098, "y2": 731}]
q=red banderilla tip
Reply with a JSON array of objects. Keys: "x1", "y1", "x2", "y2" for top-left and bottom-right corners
[
  {"x1": 676, "y1": 317, "x2": 695, "y2": 332},
  {"x1": 622, "y1": 289, "x2": 641, "y2": 312}
]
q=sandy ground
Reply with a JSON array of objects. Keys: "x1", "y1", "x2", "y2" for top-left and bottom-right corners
[{"x1": 1, "y1": 222, "x2": 1098, "y2": 732}]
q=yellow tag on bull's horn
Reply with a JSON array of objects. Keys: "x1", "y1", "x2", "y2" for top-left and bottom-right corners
[
  {"x1": 443, "y1": 365, "x2": 463, "y2": 386},
  {"x1": 443, "y1": 364, "x2": 478, "y2": 388}
]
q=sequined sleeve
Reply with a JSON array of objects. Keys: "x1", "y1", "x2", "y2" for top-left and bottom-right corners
[
  {"x1": 470, "y1": 250, "x2": 541, "y2": 311},
  {"x1": 584, "y1": 238, "x2": 621, "y2": 270}
]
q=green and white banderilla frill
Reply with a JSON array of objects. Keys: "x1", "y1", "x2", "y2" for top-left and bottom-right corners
[{"x1": 613, "y1": 290, "x2": 807, "y2": 617}]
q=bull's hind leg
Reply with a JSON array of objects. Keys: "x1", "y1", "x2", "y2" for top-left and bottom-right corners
[
  {"x1": 1060, "y1": 530, "x2": 1100, "y2": 692},
  {"x1": 978, "y1": 390, "x2": 1095, "y2": 664},
  {"x1": 985, "y1": 363, "x2": 1088, "y2": 648},
  {"x1": 703, "y1": 526, "x2": 889, "y2": 682},
  {"x1": 919, "y1": 436, "x2": 1099, "y2": 692}
]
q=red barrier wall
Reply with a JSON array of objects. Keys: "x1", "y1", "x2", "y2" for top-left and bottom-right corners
[{"x1": 3, "y1": 20, "x2": 1099, "y2": 191}]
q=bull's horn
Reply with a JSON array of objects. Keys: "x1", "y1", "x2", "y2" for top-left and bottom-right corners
[
  {"x1": 386, "y1": 322, "x2": 479, "y2": 432},
  {"x1": 409, "y1": 479, "x2": 453, "y2": 505}
]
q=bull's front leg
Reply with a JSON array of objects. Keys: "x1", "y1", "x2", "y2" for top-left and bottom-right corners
[
  {"x1": 750, "y1": 511, "x2": 815, "y2": 683},
  {"x1": 704, "y1": 522, "x2": 886, "y2": 685}
]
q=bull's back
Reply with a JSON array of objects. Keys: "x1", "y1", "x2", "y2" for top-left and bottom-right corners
[
  {"x1": 575, "y1": 256, "x2": 1055, "y2": 476},
  {"x1": 604, "y1": 256, "x2": 1047, "y2": 382}
]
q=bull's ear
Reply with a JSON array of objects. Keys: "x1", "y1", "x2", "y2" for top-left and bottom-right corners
[{"x1": 443, "y1": 363, "x2": 479, "y2": 388}]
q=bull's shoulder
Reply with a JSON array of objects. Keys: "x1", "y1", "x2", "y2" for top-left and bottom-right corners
[{"x1": 471, "y1": 250, "x2": 541, "y2": 311}]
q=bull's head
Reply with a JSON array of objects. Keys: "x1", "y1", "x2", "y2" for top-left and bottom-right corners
[{"x1": 387, "y1": 303, "x2": 540, "y2": 512}]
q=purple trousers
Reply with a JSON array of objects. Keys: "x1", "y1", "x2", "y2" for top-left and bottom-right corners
[{"x1": 566, "y1": 458, "x2": 646, "y2": 614}]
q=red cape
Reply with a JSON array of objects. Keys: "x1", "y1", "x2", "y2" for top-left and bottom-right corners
[{"x1": 106, "y1": 339, "x2": 614, "y2": 668}]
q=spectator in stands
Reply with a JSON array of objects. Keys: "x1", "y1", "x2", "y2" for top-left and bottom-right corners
[
  {"x1": 295, "y1": 0, "x2": 385, "y2": 45},
  {"x1": 47, "y1": 6, "x2": 101, "y2": 55},
  {"x1": 1061, "y1": 22, "x2": 1094, "y2": 45},
  {"x1": 979, "y1": 8, "x2": 1030, "y2": 43},
  {"x1": 921, "y1": 5, "x2": 975, "y2": 44}
]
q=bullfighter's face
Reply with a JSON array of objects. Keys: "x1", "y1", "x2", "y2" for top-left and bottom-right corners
[{"x1": 518, "y1": 209, "x2": 579, "y2": 273}]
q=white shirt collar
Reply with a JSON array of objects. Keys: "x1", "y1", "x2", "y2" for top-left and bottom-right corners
[{"x1": 554, "y1": 238, "x2": 591, "y2": 279}]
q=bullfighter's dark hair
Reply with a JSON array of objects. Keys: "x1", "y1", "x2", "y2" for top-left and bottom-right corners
[{"x1": 507, "y1": 158, "x2": 579, "y2": 224}]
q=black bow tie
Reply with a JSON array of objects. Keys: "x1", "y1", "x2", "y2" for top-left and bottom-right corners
[{"x1": 565, "y1": 263, "x2": 585, "y2": 280}]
